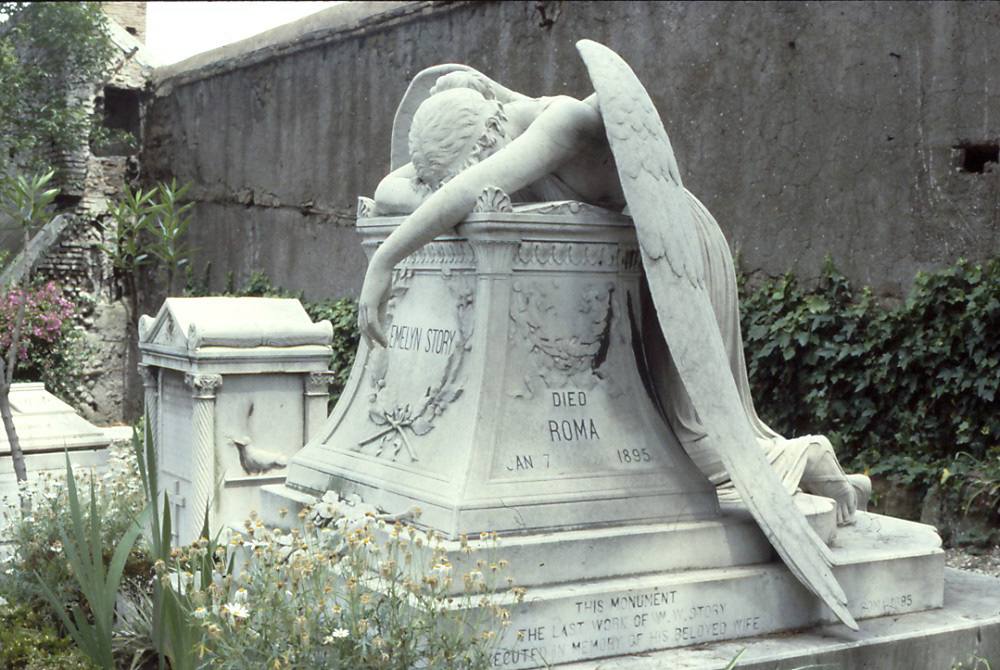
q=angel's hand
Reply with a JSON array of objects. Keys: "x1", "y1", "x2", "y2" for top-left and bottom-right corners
[{"x1": 359, "y1": 255, "x2": 393, "y2": 348}]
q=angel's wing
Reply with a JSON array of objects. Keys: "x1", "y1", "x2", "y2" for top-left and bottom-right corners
[{"x1": 576, "y1": 39, "x2": 858, "y2": 631}]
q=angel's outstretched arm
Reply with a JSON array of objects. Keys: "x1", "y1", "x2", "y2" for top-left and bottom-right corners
[
  {"x1": 373, "y1": 163, "x2": 426, "y2": 215},
  {"x1": 360, "y1": 96, "x2": 602, "y2": 347}
]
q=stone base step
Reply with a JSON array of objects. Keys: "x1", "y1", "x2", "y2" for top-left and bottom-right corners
[
  {"x1": 554, "y1": 568, "x2": 998, "y2": 670},
  {"x1": 491, "y1": 513, "x2": 943, "y2": 669}
]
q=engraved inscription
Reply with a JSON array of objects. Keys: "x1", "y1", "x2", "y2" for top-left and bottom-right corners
[
  {"x1": 551, "y1": 390, "x2": 587, "y2": 407},
  {"x1": 359, "y1": 278, "x2": 474, "y2": 462},
  {"x1": 506, "y1": 454, "x2": 550, "y2": 471},
  {"x1": 388, "y1": 324, "x2": 422, "y2": 351},
  {"x1": 548, "y1": 419, "x2": 600, "y2": 442},
  {"x1": 387, "y1": 323, "x2": 458, "y2": 355},
  {"x1": 860, "y1": 593, "x2": 912, "y2": 616},
  {"x1": 616, "y1": 448, "x2": 651, "y2": 463},
  {"x1": 546, "y1": 390, "x2": 600, "y2": 442},
  {"x1": 491, "y1": 589, "x2": 756, "y2": 668}
]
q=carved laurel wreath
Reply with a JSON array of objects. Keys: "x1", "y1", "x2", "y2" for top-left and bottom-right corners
[
  {"x1": 356, "y1": 274, "x2": 475, "y2": 462},
  {"x1": 508, "y1": 280, "x2": 616, "y2": 398}
]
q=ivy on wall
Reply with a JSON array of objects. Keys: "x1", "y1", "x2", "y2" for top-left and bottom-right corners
[{"x1": 739, "y1": 256, "x2": 1000, "y2": 497}]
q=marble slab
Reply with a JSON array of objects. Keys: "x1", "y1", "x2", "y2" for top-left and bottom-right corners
[{"x1": 488, "y1": 512, "x2": 944, "y2": 668}]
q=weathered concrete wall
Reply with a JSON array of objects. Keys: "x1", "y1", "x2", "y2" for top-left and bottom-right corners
[{"x1": 145, "y1": 0, "x2": 1000, "y2": 300}]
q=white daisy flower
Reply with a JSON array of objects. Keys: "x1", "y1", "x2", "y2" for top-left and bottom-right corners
[{"x1": 227, "y1": 602, "x2": 250, "y2": 619}]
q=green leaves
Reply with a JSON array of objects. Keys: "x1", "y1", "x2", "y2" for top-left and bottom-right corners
[
  {"x1": 36, "y1": 453, "x2": 149, "y2": 670},
  {"x1": 146, "y1": 179, "x2": 196, "y2": 272},
  {"x1": 0, "y1": 168, "x2": 58, "y2": 231},
  {"x1": 0, "y1": 2, "x2": 114, "y2": 170},
  {"x1": 105, "y1": 179, "x2": 197, "y2": 299},
  {"x1": 739, "y1": 255, "x2": 1000, "y2": 496},
  {"x1": 103, "y1": 184, "x2": 157, "y2": 271}
]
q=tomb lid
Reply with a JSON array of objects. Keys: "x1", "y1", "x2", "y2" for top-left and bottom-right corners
[
  {"x1": 0, "y1": 383, "x2": 110, "y2": 454},
  {"x1": 138, "y1": 297, "x2": 333, "y2": 373}
]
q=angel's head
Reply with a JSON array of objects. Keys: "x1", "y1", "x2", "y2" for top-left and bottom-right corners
[
  {"x1": 408, "y1": 86, "x2": 510, "y2": 191},
  {"x1": 428, "y1": 70, "x2": 497, "y2": 100}
]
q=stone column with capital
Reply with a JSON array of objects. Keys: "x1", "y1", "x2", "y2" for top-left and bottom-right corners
[
  {"x1": 138, "y1": 364, "x2": 159, "y2": 458},
  {"x1": 185, "y1": 373, "x2": 222, "y2": 539},
  {"x1": 303, "y1": 372, "x2": 335, "y2": 442}
]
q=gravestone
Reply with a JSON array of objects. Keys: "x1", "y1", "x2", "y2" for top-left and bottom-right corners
[
  {"x1": 285, "y1": 199, "x2": 719, "y2": 534},
  {"x1": 1, "y1": 382, "x2": 110, "y2": 539},
  {"x1": 267, "y1": 199, "x2": 944, "y2": 668},
  {"x1": 138, "y1": 297, "x2": 333, "y2": 544},
  {"x1": 263, "y1": 42, "x2": 946, "y2": 668}
]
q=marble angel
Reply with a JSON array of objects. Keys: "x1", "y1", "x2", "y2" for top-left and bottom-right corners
[{"x1": 358, "y1": 40, "x2": 869, "y2": 630}]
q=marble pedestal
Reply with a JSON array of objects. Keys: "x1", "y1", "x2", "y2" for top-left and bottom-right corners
[
  {"x1": 265, "y1": 201, "x2": 945, "y2": 666},
  {"x1": 285, "y1": 202, "x2": 718, "y2": 537}
]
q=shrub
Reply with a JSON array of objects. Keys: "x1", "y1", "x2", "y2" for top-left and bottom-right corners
[
  {"x1": 0, "y1": 444, "x2": 151, "y2": 617},
  {"x1": 739, "y1": 256, "x2": 1000, "y2": 510},
  {"x1": 0, "y1": 601, "x2": 99, "y2": 670},
  {"x1": 168, "y1": 501, "x2": 517, "y2": 669},
  {"x1": 0, "y1": 279, "x2": 88, "y2": 400}
]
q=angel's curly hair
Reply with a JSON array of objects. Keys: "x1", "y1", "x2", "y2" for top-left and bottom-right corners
[{"x1": 408, "y1": 86, "x2": 508, "y2": 192}]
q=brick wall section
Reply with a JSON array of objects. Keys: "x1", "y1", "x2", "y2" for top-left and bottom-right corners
[{"x1": 102, "y1": 2, "x2": 146, "y2": 43}]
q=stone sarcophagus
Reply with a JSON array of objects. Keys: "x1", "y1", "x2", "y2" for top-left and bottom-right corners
[
  {"x1": 138, "y1": 298, "x2": 333, "y2": 544},
  {"x1": 284, "y1": 197, "x2": 719, "y2": 536}
]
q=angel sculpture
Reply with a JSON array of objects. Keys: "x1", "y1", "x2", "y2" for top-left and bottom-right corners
[{"x1": 359, "y1": 40, "x2": 869, "y2": 630}]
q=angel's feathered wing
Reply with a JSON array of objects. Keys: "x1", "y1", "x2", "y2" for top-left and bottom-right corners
[{"x1": 576, "y1": 39, "x2": 857, "y2": 631}]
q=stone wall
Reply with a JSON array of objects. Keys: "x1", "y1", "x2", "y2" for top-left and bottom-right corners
[{"x1": 144, "y1": 1, "x2": 1000, "y2": 300}]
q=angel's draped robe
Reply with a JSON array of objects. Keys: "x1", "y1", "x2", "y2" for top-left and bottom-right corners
[{"x1": 640, "y1": 190, "x2": 835, "y2": 501}]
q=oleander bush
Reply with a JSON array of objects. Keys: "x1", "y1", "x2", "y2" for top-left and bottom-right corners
[
  {"x1": 739, "y1": 255, "x2": 1000, "y2": 524},
  {"x1": 0, "y1": 279, "x2": 89, "y2": 401}
]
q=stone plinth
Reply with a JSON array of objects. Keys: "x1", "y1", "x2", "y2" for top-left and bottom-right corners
[
  {"x1": 138, "y1": 297, "x2": 333, "y2": 544},
  {"x1": 486, "y1": 511, "x2": 943, "y2": 669},
  {"x1": 554, "y1": 568, "x2": 993, "y2": 670},
  {"x1": 283, "y1": 203, "x2": 719, "y2": 538},
  {"x1": 264, "y1": 204, "x2": 947, "y2": 668}
]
